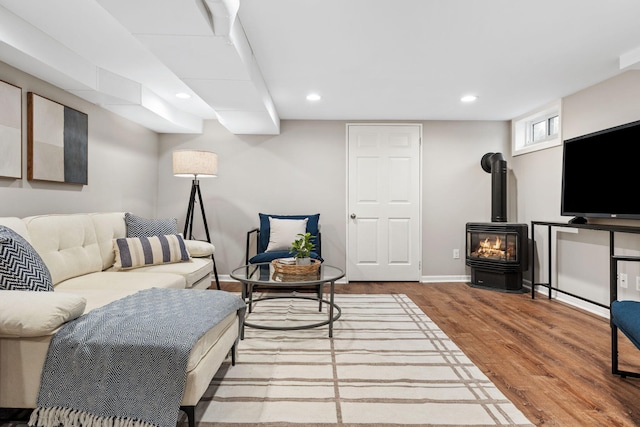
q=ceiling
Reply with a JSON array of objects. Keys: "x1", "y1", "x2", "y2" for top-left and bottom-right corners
[{"x1": 1, "y1": 0, "x2": 640, "y2": 135}]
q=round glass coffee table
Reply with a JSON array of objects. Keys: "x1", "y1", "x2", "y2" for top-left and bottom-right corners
[{"x1": 230, "y1": 262, "x2": 344, "y2": 338}]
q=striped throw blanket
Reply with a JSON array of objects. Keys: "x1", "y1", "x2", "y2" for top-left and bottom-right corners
[{"x1": 29, "y1": 288, "x2": 246, "y2": 427}]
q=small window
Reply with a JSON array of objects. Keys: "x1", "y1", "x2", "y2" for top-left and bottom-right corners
[
  {"x1": 532, "y1": 120, "x2": 547, "y2": 142},
  {"x1": 512, "y1": 100, "x2": 562, "y2": 156},
  {"x1": 549, "y1": 115, "x2": 559, "y2": 135},
  {"x1": 529, "y1": 113, "x2": 559, "y2": 144}
]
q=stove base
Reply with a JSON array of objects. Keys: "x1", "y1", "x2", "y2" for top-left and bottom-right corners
[{"x1": 470, "y1": 268, "x2": 524, "y2": 292}]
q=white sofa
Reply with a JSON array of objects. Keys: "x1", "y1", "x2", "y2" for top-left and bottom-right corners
[{"x1": 0, "y1": 212, "x2": 241, "y2": 426}]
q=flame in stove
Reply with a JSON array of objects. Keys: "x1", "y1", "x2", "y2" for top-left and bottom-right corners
[{"x1": 473, "y1": 236, "x2": 505, "y2": 259}]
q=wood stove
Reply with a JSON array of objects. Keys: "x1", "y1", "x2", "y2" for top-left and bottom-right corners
[
  {"x1": 466, "y1": 222, "x2": 528, "y2": 292},
  {"x1": 466, "y1": 152, "x2": 529, "y2": 292}
]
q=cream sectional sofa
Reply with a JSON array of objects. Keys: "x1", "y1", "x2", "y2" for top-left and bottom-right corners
[{"x1": 0, "y1": 212, "x2": 242, "y2": 426}]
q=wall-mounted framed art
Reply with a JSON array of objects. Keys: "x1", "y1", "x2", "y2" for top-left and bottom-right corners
[
  {"x1": 27, "y1": 92, "x2": 88, "y2": 185},
  {"x1": 0, "y1": 80, "x2": 22, "y2": 179}
]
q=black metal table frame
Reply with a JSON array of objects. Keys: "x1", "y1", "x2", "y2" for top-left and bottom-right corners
[
  {"x1": 531, "y1": 220, "x2": 640, "y2": 377},
  {"x1": 231, "y1": 263, "x2": 344, "y2": 338}
]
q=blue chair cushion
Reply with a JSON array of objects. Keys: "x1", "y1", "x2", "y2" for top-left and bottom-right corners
[
  {"x1": 249, "y1": 250, "x2": 323, "y2": 264},
  {"x1": 257, "y1": 213, "x2": 320, "y2": 254},
  {"x1": 611, "y1": 300, "x2": 640, "y2": 349}
]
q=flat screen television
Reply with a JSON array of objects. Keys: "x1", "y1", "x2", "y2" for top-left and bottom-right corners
[{"x1": 561, "y1": 119, "x2": 640, "y2": 221}]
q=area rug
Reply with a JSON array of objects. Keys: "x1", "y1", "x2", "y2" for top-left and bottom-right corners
[{"x1": 190, "y1": 293, "x2": 534, "y2": 427}]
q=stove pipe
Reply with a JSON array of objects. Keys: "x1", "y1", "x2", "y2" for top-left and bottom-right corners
[{"x1": 481, "y1": 152, "x2": 507, "y2": 222}]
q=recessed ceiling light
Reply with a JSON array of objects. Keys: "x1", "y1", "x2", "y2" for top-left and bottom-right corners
[
  {"x1": 176, "y1": 92, "x2": 191, "y2": 99},
  {"x1": 461, "y1": 95, "x2": 478, "y2": 103},
  {"x1": 306, "y1": 93, "x2": 321, "y2": 101}
]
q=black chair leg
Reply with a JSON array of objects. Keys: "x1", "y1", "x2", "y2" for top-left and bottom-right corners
[{"x1": 611, "y1": 323, "x2": 640, "y2": 378}]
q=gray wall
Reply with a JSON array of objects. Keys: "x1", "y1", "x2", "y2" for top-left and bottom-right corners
[
  {"x1": 158, "y1": 120, "x2": 347, "y2": 275},
  {"x1": 1, "y1": 57, "x2": 512, "y2": 282},
  {"x1": 422, "y1": 121, "x2": 511, "y2": 279},
  {"x1": 158, "y1": 119, "x2": 511, "y2": 280},
  {"x1": 0, "y1": 61, "x2": 160, "y2": 219},
  {"x1": 511, "y1": 70, "x2": 640, "y2": 312},
  {"x1": 8, "y1": 58, "x2": 638, "y2": 294}
]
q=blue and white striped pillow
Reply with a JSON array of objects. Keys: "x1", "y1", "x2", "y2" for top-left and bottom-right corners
[{"x1": 113, "y1": 234, "x2": 190, "y2": 270}]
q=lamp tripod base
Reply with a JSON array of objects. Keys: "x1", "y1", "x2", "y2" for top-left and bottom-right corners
[{"x1": 184, "y1": 179, "x2": 220, "y2": 290}]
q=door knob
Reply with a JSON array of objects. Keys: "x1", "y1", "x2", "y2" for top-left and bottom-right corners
[{"x1": 350, "y1": 213, "x2": 357, "y2": 219}]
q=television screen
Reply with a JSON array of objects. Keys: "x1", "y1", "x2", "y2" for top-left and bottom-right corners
[{"x1": 561, "y1": 119, "x2": 640, "y2": 220}]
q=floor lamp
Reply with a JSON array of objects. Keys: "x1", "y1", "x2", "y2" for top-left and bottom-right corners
[{"x1": 173, "y1": 149, "x2": 220, "y2": 290}]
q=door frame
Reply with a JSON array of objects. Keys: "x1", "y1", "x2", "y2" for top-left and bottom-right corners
[{"x1": 345, "y1": 123, "x2": 423, "y2": 282}]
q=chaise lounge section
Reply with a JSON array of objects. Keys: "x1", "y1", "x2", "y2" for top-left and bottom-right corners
[{"x1": 0, "y1": 212, "x2": 243, "y2": 427}]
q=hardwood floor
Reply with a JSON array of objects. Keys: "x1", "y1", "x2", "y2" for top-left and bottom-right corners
[{"x1": 221, "y1": 280, "x2": 640, "y2": 426}]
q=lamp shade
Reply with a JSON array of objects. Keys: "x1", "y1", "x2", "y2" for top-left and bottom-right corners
[{"x1": 173, "y1": 150, "x2": 218, "y2": 177}]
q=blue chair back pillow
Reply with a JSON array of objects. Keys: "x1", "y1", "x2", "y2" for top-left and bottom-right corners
[{"x1": 257, "y1": 213, "x2": 320, "y2": 254}]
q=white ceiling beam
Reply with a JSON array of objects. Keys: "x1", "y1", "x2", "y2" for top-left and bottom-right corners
[
  {"x1": 203, "y1": 0, "x2": 240, "y2": 37},
  {"x1": 0, "y1": 5, "x2": 96, "y2": 90},
  {"x1": 0, "y1": 3, "x2": 203, "y2": 133},
  {"x1": 221, "y1": 16, "x2": 280, "y2": 134},
  {"x1": 69, "y1": 69, "x2": 203, "y2": 134},
  {"x1": 96, "y1": 0, "x2": 280, "y2": 134}
]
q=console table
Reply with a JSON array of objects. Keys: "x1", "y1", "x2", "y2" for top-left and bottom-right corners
[{"x1": 531, "y1": 221, "x2": 640, "y2": 308}]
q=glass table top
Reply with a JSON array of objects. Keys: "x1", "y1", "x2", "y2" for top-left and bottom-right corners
[{"x1": 231, "y1": 262, "x2": 344, "y2": 286}]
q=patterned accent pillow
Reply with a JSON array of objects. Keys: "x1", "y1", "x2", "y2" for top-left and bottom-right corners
[
  {"x1": 0, "y1": 226, "x2": 53, "y2": 291},
  {"x1": 125, "y1": 213, "x2": 178, "y2": 238},
  {"x1": 113, "y1": 234, "x2": 190, "y2": 270}
]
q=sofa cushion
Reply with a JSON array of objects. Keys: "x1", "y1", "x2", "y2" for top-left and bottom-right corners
[
  {"x1": 113, "y1": 234, "x2": 190, "y2": 270},
  {"x1": 186, "y1": 311, "x2": 236, "y2": 372},
  {"x1": 125, "y1": 257, "x2": 213, "y2": 289},
  {"x1": 0, "y1": 217, "x2": 30, "y2": 241},
  {"x1": 0, "y1": 226, "x2": 53, "y2": 292},
  {"x1": 54, "y1": 271, "x2": 187, "y2": 292},
  {"x1": 90, "y1": 212, "x2": 127, "y2": 270},
  {"x1": 0, "y1": 290, "x2": 86, "y2": 337},
  {"x1": 23, "y1": 214, "x2": 103, "y2": 285},
  {"x1": 125, "y1": 213, "x2": 178, "y2": 238},
  {"x1": 55, "y1": 288, "x2": 140, "y2": 313}
]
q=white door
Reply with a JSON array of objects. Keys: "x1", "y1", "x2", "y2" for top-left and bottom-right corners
[{"x1": 347, "y1": 124, "x2": 422, "y2": 281}]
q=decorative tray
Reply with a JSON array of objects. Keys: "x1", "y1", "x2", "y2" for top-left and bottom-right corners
[{"x1": 271, "y1": 258, "x2": 321, "y2": 275}]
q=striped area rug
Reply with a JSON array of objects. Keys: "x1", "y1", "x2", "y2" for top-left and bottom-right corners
[{"x1": 191, "y1": 293, "x2": 534, "y2": 427}]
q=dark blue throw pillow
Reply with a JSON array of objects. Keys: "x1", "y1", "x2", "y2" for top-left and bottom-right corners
[
  {"x1": 257, "y1": 213, "x2": 320, "y2": 254},
  {"x1": 0, "y1": 225, "x2": 53, "y2": 291}
]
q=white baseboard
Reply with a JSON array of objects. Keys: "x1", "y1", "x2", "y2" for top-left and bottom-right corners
[
  {"x1": 422, "y1": 275, "x2": 470, "y2": 283},
  {"x1": 523, "y1": 280, "x2": 609, "y2": 319}
]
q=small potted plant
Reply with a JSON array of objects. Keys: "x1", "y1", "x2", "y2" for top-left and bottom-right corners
[{"x1": 290, "y1": 232, "x2": 315, "y2": 265}]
